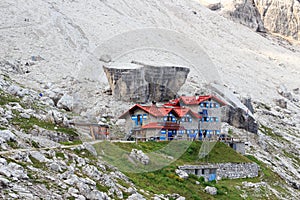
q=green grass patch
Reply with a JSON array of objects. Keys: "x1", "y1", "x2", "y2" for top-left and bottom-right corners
[
  {"x1": 11, "y1": 115, "x2": 78, "y2": 136},
  {"x1": 96, "y1": 182, "x2": 110, "y2": 193},
  {"x1": 112, "y1": 141, "x2": 251, "y2": 164},
  {"x1": 6, "y1": 139, "x2": 18, "y2": 149},
  {"x1": 0, "y1": 90, "x2": 22, "y2": 106},
  {"x1": 31, "y1": 140, "x2": 40, "y2": 148},
  {"x1": 73, "y1": 149, "x2": 96, "y2": 160},
  {"x1": 55, "y1": 152, "x2": 65, "y2": 159},
  {"x1": 29, "y1": 155, "x2": 46, "y2": 169},
  {"x1": 92, "y1": 141, "x2": 265, "y2": 199},
  {"x1": 60, "y1": 140, "x2": 82, "y2": 146}
]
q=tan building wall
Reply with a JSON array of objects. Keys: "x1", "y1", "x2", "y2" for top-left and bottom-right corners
[{"x1": 121, "y1": 98, "x2": 224, "y2": 140}]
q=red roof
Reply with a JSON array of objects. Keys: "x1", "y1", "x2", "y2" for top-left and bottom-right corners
[
  {"x1": 119, "y1": 104, "x2": 173, "y2": 118},
  {"x1": 172, "y1": 107, "x2": 190, "y2": 117},
  {"x1": 166, "y1": 95, "x2": 226, "y2": 106},
  {"x1": 142, "y1": 122, "x2": 185, "y2": 130},
  {"x1": 119, "y1": 103, "x2": 202, "y2": 119},
  {"x1": 148, "y1": 104, "x2": 172, "y2": 117},
  {"x1": 119, "y1": 95, "x2": 224, "y2": 119}
]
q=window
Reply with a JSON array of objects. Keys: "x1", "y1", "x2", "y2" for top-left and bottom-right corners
[
  {"x1": 131, "y1": 114, "x2": 144, "y2": 126},
  {"x1": 202, "y1": 117, "x2": 210, "y2": 122},
  {"x1": 202, "y1": 109, "x2": 208, "y2": 116},
  {"x1": 164, "y1": 114, "x2": 176, "y2": 122},
  {"x1": 137, "y1": 115, "x2": 142, "y2": 125},
  {"x1": 181, "y1": 115, "x2": 192, "y2": 122},
  {"x1": 181, "y1": 117, "x2": 189, "y2": 122},
  {"x1": 160, "y1": 136, "x2": 166, "y2": 141}
]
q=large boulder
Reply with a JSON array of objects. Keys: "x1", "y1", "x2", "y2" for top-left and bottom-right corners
[
  {"x1": 30, "y1": 151, "x2": 49, "y2": 163},
  {"x1": 175, "y1": 169, "x2": 189, "y2": 179},
  {"x1": 0, "y1": 130, "x2": 16, "y2": 142},
  {"x1": 85, "y1": 190, "x2": 108, "y2": 200},
  {"x1": 127, "y1": 193, "x2": 146, "y2": 200},
  {"x1": 209, "y1": 84, "x2": 258, "y2": 133},
  {"x1": 275, "y1": 99, "x2": 287, "y2": 109},
  {"x1": 0, "y1": 177, "x2": 10, "y2": 188},
  {"x1": 103, "y1": 61, "x2": 190, "y2": 103},
  {"x1": 129, "y1": 149, "x2": 150, "y2": 165},
  {"x1": 204, "y1": 186, "x2": 217, "y2": 195},
  {"x1": 57, "y1": 94, "x2": 74, "y2": 111},
  {"x1": 222, "y1": 105, "x2": 258, "y2": 133}
]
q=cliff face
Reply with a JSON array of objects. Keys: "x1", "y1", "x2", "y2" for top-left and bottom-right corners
[
  {"x1": 103, "y1": 62, "x2": 190, "y2": 103},
  {"x1": 217, "y1": 0, "x2": 300, "y2": 41},
  {"x1": 220, "y1": 0, "x2": 266, "y2": 32},
  {"x1": 255, "y1": 0, "x2": 300, "y2": 40}
]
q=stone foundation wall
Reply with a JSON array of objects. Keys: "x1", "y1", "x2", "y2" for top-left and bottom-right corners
[{"x1": 179, "y1": 162, "x2": 259, "y2": 179}]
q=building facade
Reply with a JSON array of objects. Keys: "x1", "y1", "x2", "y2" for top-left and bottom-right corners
[{"x1": 119, "y1": 95, "x2": 226, "y2": 141}]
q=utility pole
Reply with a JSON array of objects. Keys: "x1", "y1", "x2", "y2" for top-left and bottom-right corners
[
  {"x1": 246, "y1": 109, "x2": 249, "y2": 142},
  {"x1": 136, "y1": 131, "x2": 138, "y2": 145}
]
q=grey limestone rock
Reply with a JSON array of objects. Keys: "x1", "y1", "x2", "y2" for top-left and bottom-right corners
[
  {"x1": 221, "y1": 0, "x2": 266, "y2": 32},
  {"x1": 204, "y1": 186, "x2": 217, "y2": 195},
  {"x1": 175, "y1": 169, "x2": 189, "y2": 179},
  {"x1": 103, "y1": 62, "x2": 189, "y2": 103},
  {"x1": 129, "y1": 149, "x2": 150, "y2": 165},
  {"x1": 255, "y1": 0, "x2": 300, "y2": 40}
]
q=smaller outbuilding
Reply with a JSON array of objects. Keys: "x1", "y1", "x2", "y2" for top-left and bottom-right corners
[{"x1": 178, "y1": 165, "x2": 218, "y2": 182}]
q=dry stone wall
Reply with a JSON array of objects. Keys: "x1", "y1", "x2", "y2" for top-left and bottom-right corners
[{"x1": 179, "y1": 162, "x2": 259, "y2": 179}]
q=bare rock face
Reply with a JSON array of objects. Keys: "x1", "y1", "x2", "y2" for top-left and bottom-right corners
[
  {"x1": 255, "y1": 0, "x2": 300, "y2": 40},
  {"x1": 220, "y1": 0, "x2": 266, "y2": 32},
  {"x1": 205, "y1": 0, "x2": 300, "y2": 40},
  {"x1": 103, "y1": 62, "x2": 190, "y2": 103},
  {"x1": 222, "y1": 105, "x2": 258, "y2": 134}
]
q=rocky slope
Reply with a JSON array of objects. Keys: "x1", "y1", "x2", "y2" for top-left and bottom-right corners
[
  {"x1": 0, "y1": 76, "x2": 151, "y2": 200},
  {"x1": 1, "y1": 0, "x2": 300, "y2": 198}
]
